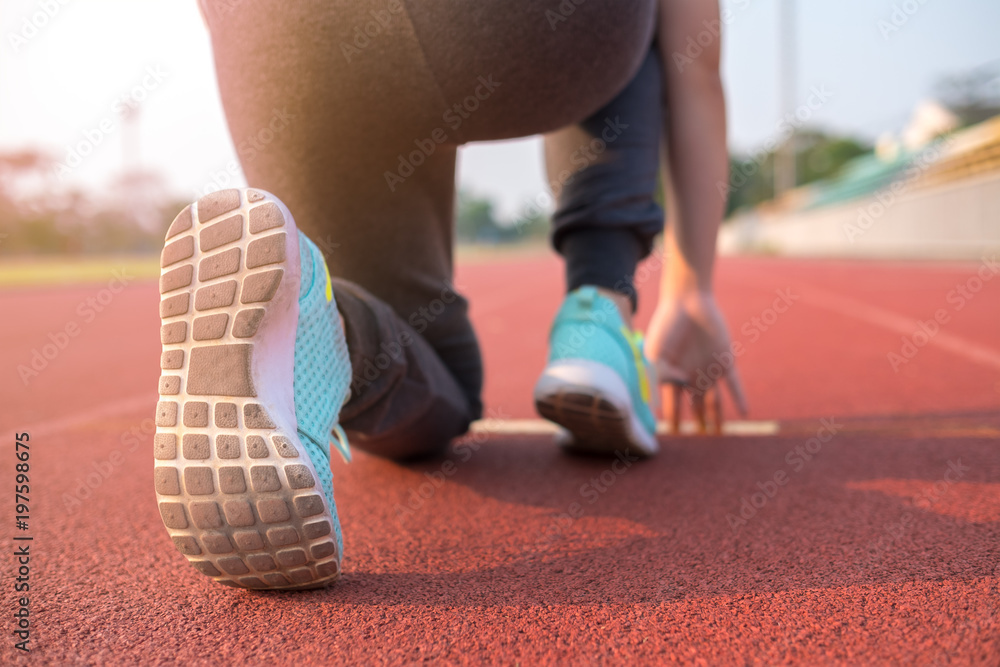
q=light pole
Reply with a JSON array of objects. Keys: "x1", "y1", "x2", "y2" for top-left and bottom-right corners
[{"x1": 775, "y1": 0, "x2": 797, "y2": 197}]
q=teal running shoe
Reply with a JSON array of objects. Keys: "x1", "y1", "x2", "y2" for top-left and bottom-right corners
[
  {"x1": 534, "y1": 286, "x2": 659, "y2": 457},
  {"x1": 154, "y1": 188, "x2": 351, "y2": 590}
]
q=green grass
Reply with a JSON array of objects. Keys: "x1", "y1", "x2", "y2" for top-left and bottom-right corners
[
  {"x1": 0, "y1": 242, "x2": 551, "y2": 289},
  {"x1": 0, "y1": 255, "x2": 161, "y2": 288},
  {"x1": 455, "y1": 239, "x2": 550, "y2": 263}
]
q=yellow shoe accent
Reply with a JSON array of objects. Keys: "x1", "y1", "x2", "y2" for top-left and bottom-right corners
[
  {"x1": 324, "y1": 262, "x2": 333, "y2": 303},
  {"x1": 622, "y1": 326, "x2": 651, "y2": 405}
]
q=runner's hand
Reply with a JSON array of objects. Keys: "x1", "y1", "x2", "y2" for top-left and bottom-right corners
[{"x1": 643, "y1": 290, "x2": 747, "y2": 433}]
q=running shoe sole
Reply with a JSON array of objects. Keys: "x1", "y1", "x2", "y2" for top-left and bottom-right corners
[
  {"x1": 154, "y1": 188, "x2": 341, "y2": 590},
  {"x1": 534, "y1": 359, "x2": 659, "y2": 457}
]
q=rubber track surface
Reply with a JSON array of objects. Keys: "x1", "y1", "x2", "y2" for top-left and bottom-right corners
[{"x1": 1, "y1": 256, "x2": 998, "y2": 665}]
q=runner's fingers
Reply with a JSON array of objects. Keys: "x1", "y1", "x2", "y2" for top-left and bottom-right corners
[
  {"x1": 662, "y1": 384, "x2": 675, "y2": 431},
  {"x1": 673, "y1": 384, "x2": 684, "y2": 433},
  {"x1": 713, "y1": 386, "x2": 724, "y2": 434},
  {"x1": 705, "y1": 385, "x2": 723, "y2": 435},
  {"x1": 662, "y1": 383, "x2": 683, "y2": 433},
  {"x1": 691, "y1": 390, "x2": 707, "y2": 434},
  {"x1": 725, "y1": 363, "x2": 749, "y2": 417}
]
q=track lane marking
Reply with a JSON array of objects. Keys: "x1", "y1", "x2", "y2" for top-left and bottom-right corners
[
  {"x1": 3, "y1": 394, "x2": 156, "y2": 445},
  {"x1": 4, "y1": 393, "x2": 778, "y2": 443},
  {"x1": 797, "y1": 283, "x2": 1000, "y2": 371},
  {"x1": 471, "y1": 419, "x2": 780, "y2": 436}
]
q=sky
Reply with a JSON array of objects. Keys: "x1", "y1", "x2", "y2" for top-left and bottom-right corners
[{"x1": 1, "y1": 0, "x2": 999, "y2": 220}]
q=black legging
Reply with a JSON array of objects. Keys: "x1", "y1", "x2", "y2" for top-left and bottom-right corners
[{"x1": 199, "y1": 0, "x2": 664, "y2": 458}]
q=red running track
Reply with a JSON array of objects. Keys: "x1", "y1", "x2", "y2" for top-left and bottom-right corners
[{"x1": 1, "y1": 255, "x2": 998, "y2": 664}]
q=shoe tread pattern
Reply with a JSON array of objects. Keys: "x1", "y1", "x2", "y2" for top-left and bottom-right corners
[{"x1": 155, "y1": 189, "x2": 340, "y2": 590}]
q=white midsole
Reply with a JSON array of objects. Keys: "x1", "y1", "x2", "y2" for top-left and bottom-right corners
[
  {"x1": 246, "y1": 194, "x2": 300, "y2": 441},
  {"x1": 533, "y1": 359, "x2": 659, "y2": 456}
]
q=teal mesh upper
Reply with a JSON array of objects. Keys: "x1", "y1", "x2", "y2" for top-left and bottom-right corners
[
  {"x1": 294, "y1": 231, "x2": 351, "y2": 556},
  {"x1": 547, "y1": 287, "x2": 657, "y2": 435}
]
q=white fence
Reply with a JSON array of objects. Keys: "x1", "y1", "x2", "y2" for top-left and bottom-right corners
[{"x1": 720, "y1": 170, "x2": 1000, "y2": 259}]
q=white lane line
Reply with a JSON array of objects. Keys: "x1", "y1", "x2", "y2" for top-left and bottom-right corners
[
  {"x1": 5, "y1": 393, "x2": 778, "y2": 444},
  {"x1": 799, "y1": 283, "x2": 1000, "y2": 371},
  {"x1": 471, "y1": 419, "x2": 780, "y2": 436},
  {"x1": 3, "y1": 394, "x2": 156, "y2": 445}
]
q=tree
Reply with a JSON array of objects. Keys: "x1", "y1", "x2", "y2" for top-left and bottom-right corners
[
  {"x1": 795, "y1": 131, "x2": 870, "y2": 185},
  {"x1": 0, "y1": 149, "x2": 180, "y2": 255},
  {"x1": 935, "y1": 60, "x2": 1000, "y2": 127},
  {"x1": 454, "y1": 190, "x2": 551, "y2": 244},
  {"x1": 724, "y1": 130, "x2": 870, "y2": 217},
  {"x1": 455, "y1": 191, "x2": 501, "y2": 243}
]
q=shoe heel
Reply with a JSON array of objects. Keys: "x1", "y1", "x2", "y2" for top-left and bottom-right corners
[{"x1": 154, "y1": 188, "x2": 342, "y2": 590}]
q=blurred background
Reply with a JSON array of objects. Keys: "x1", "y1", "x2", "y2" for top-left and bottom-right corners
[
  {"x1": 2, "y1": 0, "x2": 999, "y2": 267},
  {"x1": 4, "y1": 4, "x2": 1000, "y2": 660}
]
